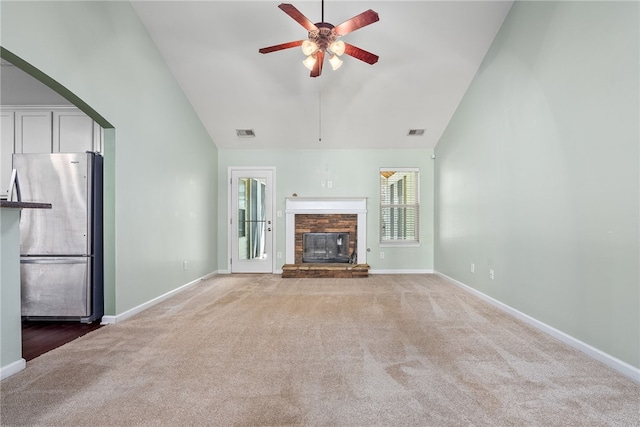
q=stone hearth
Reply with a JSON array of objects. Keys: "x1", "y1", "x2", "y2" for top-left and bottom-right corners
[{"x1": 281, "y1": 263, "x2": 370, "y2": 278}]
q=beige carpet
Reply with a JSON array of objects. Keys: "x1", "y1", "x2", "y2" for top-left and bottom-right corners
[{"x1": 1, "y1": 274, "x2": 638, "y2": 426}]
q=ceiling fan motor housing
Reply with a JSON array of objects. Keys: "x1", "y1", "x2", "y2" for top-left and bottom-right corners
[{"x1": 309, "y1": 22, "x2": 337, "y2": 52}]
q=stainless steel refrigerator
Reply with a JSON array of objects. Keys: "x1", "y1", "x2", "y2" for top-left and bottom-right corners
[{"x1": 12, "y1": 152, "x2": 104, "y2": 323}]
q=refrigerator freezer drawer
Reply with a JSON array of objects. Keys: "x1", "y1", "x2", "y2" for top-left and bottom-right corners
[{"x1": 21, "y1": 257, "x2": 91, "y2": 318}]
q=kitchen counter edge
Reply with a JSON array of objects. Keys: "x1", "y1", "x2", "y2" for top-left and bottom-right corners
[{"x1": 0, "y1": 201, "x2": 52, "y2": 209}]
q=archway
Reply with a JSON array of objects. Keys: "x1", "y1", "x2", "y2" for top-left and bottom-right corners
[{"x1": 0, "y1": 47, "x2": 115, "y2": 374}]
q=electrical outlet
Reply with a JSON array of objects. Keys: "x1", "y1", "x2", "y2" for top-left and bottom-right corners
[
  {"x1": 327, "y1": 181, "x2": 333, "y2": 188},
  {"x1": 489, "y1": 269, "x2": 495, "y2": 280},
  {"x1": 277, "y1": 251, "x2": 282, "y2": 259},
  {"x1": 470, "y1": 263, "x2": 475, "y2": 273},
  {"x1": 380, "y1": 252, "x2": 385, "y2": 259},
  {"x1": 321, "y1": 180, "x2": 325, "y2": 187},
  {"x1": 183, "y1": 260, "x2": 188, "y2": 271}
]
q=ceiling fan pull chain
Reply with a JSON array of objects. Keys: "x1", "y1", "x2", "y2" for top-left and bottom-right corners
[{"x1": 318, "y1": 91, "x2": 322, "y2": 142}]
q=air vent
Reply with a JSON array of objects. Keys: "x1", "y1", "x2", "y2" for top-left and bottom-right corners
[
  {"x1": 236, "y1": 129, "x2": 255, "y2": 138},
  {"x1": 407, "y1": 129, "x2": 425, "y2": 136}
]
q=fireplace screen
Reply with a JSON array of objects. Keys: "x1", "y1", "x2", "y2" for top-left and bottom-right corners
[{"x1": 303, "y1": 232, "x2": 350, "y2": 263}]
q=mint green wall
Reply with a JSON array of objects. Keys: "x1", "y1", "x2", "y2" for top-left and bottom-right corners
[
  {"x1": 1, "y1": 209, "x2": 22, "y2": 370},
  {"x1": 435, "y1": 1, "x2": 639, "y2": 368},
  {"x1": 219, "y1": 149, "x2": 434, "y2": 272},
  {"x1": 1, "y1": 1, "x2": 218, "y2": 316}
]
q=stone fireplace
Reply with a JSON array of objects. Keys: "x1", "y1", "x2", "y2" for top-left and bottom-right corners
[
  {"x1": 282, "y1": 197, "x2": 369, "y2": 278},
  {"x1": 284, "y1": 198, "x2": 368, "y2": 276},
  {"x1": 285, "y1": 197, "x2": 367, "y2": 264}
]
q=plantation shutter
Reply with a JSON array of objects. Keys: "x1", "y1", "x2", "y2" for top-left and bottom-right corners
[{"x1": 380, "y1": 169, "x2": 419, "y2": 243}]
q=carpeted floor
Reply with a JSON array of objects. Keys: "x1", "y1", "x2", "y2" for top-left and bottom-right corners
[{"x1": 1, "y1": 274, "x2": 638, "y2": 426}]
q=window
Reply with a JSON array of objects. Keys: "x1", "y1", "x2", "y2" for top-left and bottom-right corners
[{"x1": 380, "y1": 168, "x2": 419, "y2": 245}]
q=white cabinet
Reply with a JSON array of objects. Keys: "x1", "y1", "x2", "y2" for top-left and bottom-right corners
[
  {"x1": 15, "y1": 110, "x2": 52, "y2": 153},
  {"x1": 1, "y1": 107, "x2": 101, "y2": 199},
  {"x1": 53, "y1": 111, "x2": 95, "y2": 153},
  {"x1": 1, "y1": 111, "x2": 15, "y2": 198}
]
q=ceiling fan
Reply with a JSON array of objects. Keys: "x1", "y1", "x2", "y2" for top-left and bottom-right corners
[{"x1": 259, "y1": 1, "x2": 379, "y2": 78}]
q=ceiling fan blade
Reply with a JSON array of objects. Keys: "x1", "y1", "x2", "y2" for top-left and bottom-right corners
[
  {"x1": 259, "y1": 40, "x2": 304, "y2": 54},
  {"x1": 279, "y1": 3, "x2": 318, "y2": 32},
  {"x1": 333, "y1": 9, "x2": 379, "y2": 36},
  {"x1": 310, "y1": 51, "x2": 325, "y2": 78},
  {"x1": 343, "y1": 43, "x2": 379, "y2": 65}
]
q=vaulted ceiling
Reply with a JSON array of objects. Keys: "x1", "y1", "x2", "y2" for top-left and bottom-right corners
[
  {"x1": 2, "y1": 1, "x2": 514, "y2": 151},
  {"x1": 131, "y1": 1, "x2": 513, "y2": 150}
]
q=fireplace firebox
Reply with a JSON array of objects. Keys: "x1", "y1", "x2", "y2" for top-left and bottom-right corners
[{"x1": 303, "y1": 232, "x2": 351, "y2": 263}]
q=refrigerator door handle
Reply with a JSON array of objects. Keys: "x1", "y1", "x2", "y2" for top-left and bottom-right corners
[
  {"x1": 8, "y1": 168, "x2": 21, "y2": 202},
  {"x1": 21, "y1": 257, "x2": 89, "y2": 264}
]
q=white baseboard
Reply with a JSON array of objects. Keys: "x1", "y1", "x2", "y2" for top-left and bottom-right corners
[
  {"x1": 101, "y1": 271, "x2": 218, "y2": 325},
  {"x1": 435, "y1": 271, "x2": 640, "y2": 384},
  {"x1": 217, "y1": 270, "x2": 284, "y2": 275},
  {"x1": 1, "y1": 358, "x2": 26, "y2": 380},
  {"x1": 370, "y1": 269, "x2": 434, "y2": 275}
]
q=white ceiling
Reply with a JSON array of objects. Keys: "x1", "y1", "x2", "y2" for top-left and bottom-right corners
[
  {"x1": 132, "y1": 0, "x2": 513, "y2": 150},
  {"x1": 0, "y1": 59, "x2": 71, "y2": 106},
  {"x1": 2, "y1": 1, "x2": 513, "y2": 150}
]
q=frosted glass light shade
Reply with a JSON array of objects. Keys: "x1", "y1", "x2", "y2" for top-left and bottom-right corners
[
  {"x1": 303, "y1": 55, "x2": 317, "y2": 70},
  {"x1": 329, "y1": 40, "x2": 345, "y2": 56},
  {"x1": 329, "y1": 55, "x2": 343, "y2": 70},
  {"x1": 301, "y1": 40, "x2": 318, "y2": 56}
]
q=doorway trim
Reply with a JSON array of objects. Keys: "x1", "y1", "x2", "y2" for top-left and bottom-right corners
[{"x1": 227, "y1": 166, "x2": 277, "y2": 273}]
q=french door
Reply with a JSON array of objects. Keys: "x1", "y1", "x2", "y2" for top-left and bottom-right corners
[{"x1": 229, "y1": 168, "x2": 275, "y2": 273}]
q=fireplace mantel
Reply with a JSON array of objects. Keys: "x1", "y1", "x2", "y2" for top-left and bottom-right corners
[{"x1": 285, "y1": 197, "x2": 367, "y2": 264}]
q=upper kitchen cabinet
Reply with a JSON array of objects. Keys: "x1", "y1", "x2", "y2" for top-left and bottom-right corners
[
  {"x1": 1, "y1": 107, "x2": 102, "y2": 199},
  {"x1": 15, "y1": 110, "x2": 52, "y2": 153},
  {"x1": 3, "y1": 107, "x2": 101, "y2": 154},
  {"x1": 53, "y1": 110, "x2": 95, "y2": 153}
]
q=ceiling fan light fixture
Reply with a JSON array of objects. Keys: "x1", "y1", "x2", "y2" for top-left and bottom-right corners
[
  {"x1": 303, "y1": 55, "x2": 317, "y2": 71},
  {"x1": 329, "y1": 54, "x2": 343, "y2": 70},
  {"x1": 258, "y1": 2, "x2": 380, "y2": 78},
  {"x1": 329, "y1": 40, "x2": 345, "y2": 56},
  {"x1": 301, "y1": 40, "x2": 318, "y2": 56}
]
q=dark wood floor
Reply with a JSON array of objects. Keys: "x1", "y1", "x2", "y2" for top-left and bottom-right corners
[{"x1": 22, "y1": 320, "x2": 103, "y2": 361}]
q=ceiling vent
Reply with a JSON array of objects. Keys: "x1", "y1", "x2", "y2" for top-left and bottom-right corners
[
  {"x1": 407, "y1": 129, "x2": 425, "y2": 136},
  {"x1": 236, "y1": 129, "x2": 255, "y2": 138}
]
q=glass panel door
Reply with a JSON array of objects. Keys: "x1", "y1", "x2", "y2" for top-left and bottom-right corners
[
  {"x1": 237, "y1": 177, "x2": 266, "y2": 261},
  {"x1": 230, "y1": 169, "x2": 274, "y2": 273}
]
